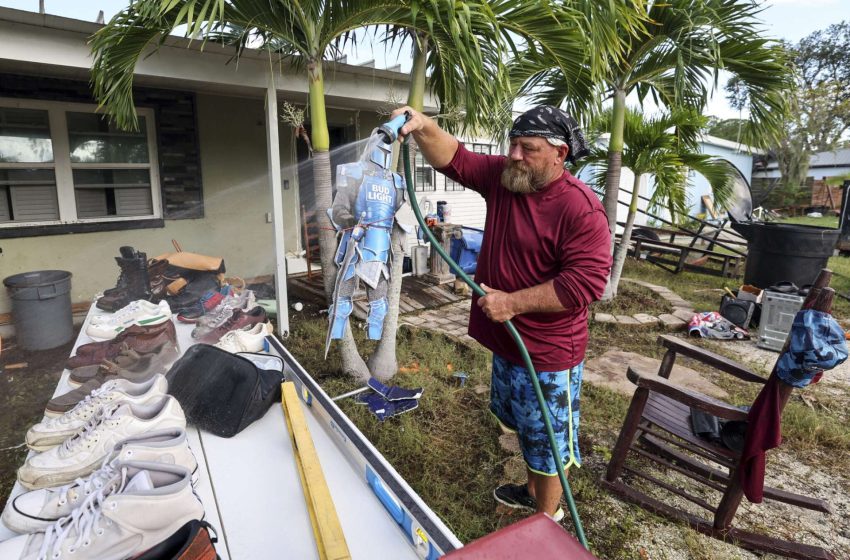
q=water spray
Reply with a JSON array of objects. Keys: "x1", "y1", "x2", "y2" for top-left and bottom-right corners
[{"x1": 381, "y1": 113, "x2": 588, "y2": 549}]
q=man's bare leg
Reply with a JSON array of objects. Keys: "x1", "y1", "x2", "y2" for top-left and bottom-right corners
[{"x1": 527, "y1": 467, "x2": 564, "y2": 516}]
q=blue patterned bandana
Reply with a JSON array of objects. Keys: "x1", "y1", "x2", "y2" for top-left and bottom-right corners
[{"x1": 776, "y1": 309, "x2": 848, "y2": 388}]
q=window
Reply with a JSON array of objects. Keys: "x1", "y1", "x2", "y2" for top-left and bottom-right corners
[
  {"x1": 414, "y1": 152, "x2": 435, "y2": 192},
  {"x1": 0, "y1": 99, "x2": 160, "y2": 227},
  {"x1": 445, "y1": 143, "x2": 494, "y2": 191},
  {"x1": 445, "y1": 177, "x2": 465, "y2": 191}
]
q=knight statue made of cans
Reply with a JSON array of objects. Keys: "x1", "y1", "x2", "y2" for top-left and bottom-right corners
[{"x1": 324, "y1": 136, "x2": 407, "y2": 358}]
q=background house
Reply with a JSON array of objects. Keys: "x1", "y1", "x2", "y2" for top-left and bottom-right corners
[
  {"x1": 751, "y1": 147, "x2": 850, "y2": 212},
  {"x1": 0, "y1": 7, "x2": 444, "y2": 329}
]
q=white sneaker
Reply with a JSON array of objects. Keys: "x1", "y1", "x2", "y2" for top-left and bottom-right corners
[
  {"x1": 17, "y1": 397, "x2": 186, "y2": 490},
  {"x1": 192, "y1": 290, "x2": 256, "y2": 338},
  {"x1": 0, "y1": 462, "x2": 205, "y2": 560},
  {"x1": 214, "y1": 321, "x2": 273, "y2": 353},
  {"x1": 25, "y1": 375, "x2": 169, "y2": 452},
  {"x1": 3, "y1": 429, "x2": 198, "y2": 534},
  {"x1": 86, "y1": 300, "x2": 172, "y2": 340}
]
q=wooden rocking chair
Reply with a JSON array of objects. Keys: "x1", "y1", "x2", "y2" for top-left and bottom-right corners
[{"x1": 602, "y1": 269, "x2": 837, "y2": 560}]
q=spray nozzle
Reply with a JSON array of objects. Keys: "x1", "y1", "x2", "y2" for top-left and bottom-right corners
[{"x1": 376, "y1": 112, "x2": 410, "y2": 144}]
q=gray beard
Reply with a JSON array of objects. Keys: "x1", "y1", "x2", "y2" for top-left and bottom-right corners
[{"x1": 500, "y1": 163, "x2": 548, "y2": 194}]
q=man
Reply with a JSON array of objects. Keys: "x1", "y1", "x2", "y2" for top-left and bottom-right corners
[{"x1": 392, "y1": 105, "x2": 611, "y2": 521}]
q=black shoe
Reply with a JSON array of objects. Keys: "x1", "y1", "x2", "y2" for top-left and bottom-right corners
[
  {"x1": 493, "y1": 483, "x2": 565, "y2": 521},
  {"x1": 493, "y1": 483, "x2": 536, "y2": 511}
]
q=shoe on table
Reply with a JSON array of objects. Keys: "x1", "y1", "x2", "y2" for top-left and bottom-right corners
[
  {"x1": 137, "y1": 519, "x2": 219, "y2": 560},
  {"x1": 68, "y1": 341, "x2": 179, "y2": 388},
  {"x1": 27, "y1": 375, "x2": 169, "y2": 452},
  {"x1": 214, "y1": 321, "x2": 273, "y2": 353},
  {"x1": 191, "y1": 290, "x2": 256, "y2": 338},
  {"x1": 176, "y1": 289, "x2": 226, "y2": 323},
  {"x1": 66, "y1": 321, "x2": 177, "y2": 370},
  {"x1": 493, "y1": 483, "x2": 565, "y2": 522},
  {"x1": 197, "y1": 306, "x2": 267, "y2": 345},
  {"x1": 3, "y1": 428, "x2": 198, "y2": 534},
  {"x1": 0, "y1": 462, "x2": 205, "y2": 560},
  {"x1": 87, "y1": 300, "x2": 172, "y2": 340},
  {"x1": 18, "y1": 396, "x2": 186, "y2": 490}
]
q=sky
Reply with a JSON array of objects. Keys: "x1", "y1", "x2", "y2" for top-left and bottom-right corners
[{"x1": 2, "y1": 0, "x2": 849, "y2": 119}]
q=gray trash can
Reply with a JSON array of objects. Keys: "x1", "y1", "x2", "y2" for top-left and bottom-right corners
[{"x1": 3, "y1": 270, "x2": 73, "y2": 351}]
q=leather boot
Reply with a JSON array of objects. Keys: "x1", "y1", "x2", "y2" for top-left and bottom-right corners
[
  {"x1": 102, "y1": 246, "x2": 141, "y2": 299},
  {"x1": 147, "y1": 258, "x2": 173, "y2": 303},
  {"x1": 97, "y1": 251, "x2": 152, "y2": 312}
]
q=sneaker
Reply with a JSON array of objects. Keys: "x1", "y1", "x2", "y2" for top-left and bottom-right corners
[
  {"x1": 192, "y1": 290, "x2": 256, "y2": 338},
  {"x1": 0, "y1": 462, "x2": 205, "y2": 559},
  {"x1": 197, "y1": 306, "x2": 267, "y2": 345},
  {"x1": 18, "y1": 396, "x2": 186, "y2": 490},
  {"x1": 67, "y1": 341, "x2": 179, "y2": 387},
  {"x1": 493, "y1": 483, "x2": 564, "y2": 522},
  {"x1": 66, "y1": 321, "x2": 178, "y2": 369},
  {"x1": 87, "y1": 300, "x2": 172, "y2": 340},
  {"x1": 3, "y1": 429, "x2": 198, "y2": 534},
  {"x1": 213, "y1": 321, "x2": 273, "y2": 353},
  {"x1": 28, "y1": 376, "x2": 169, "y2": 452},
  {"x1": 176, "y1": 290, "x2": 226, "y2": 323}
]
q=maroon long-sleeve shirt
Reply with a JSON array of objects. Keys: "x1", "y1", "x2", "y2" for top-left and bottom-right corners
[{"x1": 438, "y1": 143, "x2": 611, "y2": 370}]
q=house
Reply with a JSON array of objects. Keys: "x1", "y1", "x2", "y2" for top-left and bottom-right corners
[
  {"x1": 0, "y1": 6, "x2": 452, "y2": 336},
  {"x1": 751, "y1": 147, "x2": 850, "y2": 211}
]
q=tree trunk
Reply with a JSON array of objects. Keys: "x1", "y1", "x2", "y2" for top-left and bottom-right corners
[
  {"x1": 368, "y1": 34, "x2": 429, "y2": 382},
  {"x1": 309, "y1": 59, "x2": 368, "y2": 381},
  {"x1": 609, "y1": 172, "x2": 642, "y2": 298},
  {"x1": 368, "y1": 225, "x2": 405, "y2": 381},
  {"x1": 602, "y1": 89, "x2": 627, "y2": 249}
]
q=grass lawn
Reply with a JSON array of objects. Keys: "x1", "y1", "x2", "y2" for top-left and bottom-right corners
[
  {"x1": 282, "y1": 256, "x2": 850, "y2": 559},
  {"x1": 778, "y1": 215, "x2": 839, "y2": 228}
]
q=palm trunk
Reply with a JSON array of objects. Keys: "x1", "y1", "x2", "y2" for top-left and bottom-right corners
[
  {"x1": 609, "y1": 172, "x2": 642, "y2": 298},
  {"x1": 602, "y1": 89, "x2": 626, "y2": 249},
  {"x1": 309, "y1": 59, "x2": 368, "y2": 380},
  {"x1": 368, "y1": 33, "x2": 429, "y2": 381}
]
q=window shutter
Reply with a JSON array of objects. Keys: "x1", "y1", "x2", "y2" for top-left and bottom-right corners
[
  {"x1": 0, "y1": 187, "x2": 10, "y2": 221},
  {"x1": 10, "y1": 186, "x2": 59, "y2": 221},
  {"x1": 115, "y1": 188, "x2": 153, "y2": 216}
]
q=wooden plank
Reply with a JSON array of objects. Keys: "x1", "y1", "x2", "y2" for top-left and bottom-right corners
[{"x1": 281, "y1": 382, "x2": 351, "y2": 560}]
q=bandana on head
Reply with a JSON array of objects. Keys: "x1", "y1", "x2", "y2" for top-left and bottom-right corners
[{"x1": 509, "y1": 106, "x2": 590, "y2": 164}]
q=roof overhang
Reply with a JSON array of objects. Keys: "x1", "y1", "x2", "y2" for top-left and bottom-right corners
[{"x1": 0, "y1": 7, "x2": 436, "y2": 112}]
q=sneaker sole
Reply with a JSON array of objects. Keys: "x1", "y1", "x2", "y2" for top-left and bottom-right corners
[
  {"x1": 18, "y1": 459, "x2": 104, "y2": 491},
  {"x1": 492, "y1": 489, "x2": 536, "y2": 512}
]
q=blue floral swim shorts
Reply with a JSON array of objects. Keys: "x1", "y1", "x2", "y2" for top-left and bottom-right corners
[{"x1": 489, "y1": 353, "x2": 583, "y2": 475}]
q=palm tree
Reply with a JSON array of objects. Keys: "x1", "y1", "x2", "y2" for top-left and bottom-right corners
[
  {"x1": 518, "y1": 0, "x2": 792, "y2": 238},
  {"x1": 576, "y1": 108, "x2": 734, "y2": 296},
  {"x1": 89, "y1": 0, "x2": 507, "y2": 380},
  {"x1": 367, "y1": 0, "x2": 617, "y2": 380}
]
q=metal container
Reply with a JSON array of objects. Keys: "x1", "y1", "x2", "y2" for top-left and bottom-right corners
[{"x1": 757, "y1": 291, "x2": 804, "y2": 352}]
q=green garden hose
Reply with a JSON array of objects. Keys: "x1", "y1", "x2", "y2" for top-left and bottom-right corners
[{"x1": 400, "y1": 140, "x2": 588, "y2": 549}]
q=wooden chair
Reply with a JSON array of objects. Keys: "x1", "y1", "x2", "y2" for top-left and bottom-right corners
[
  {"x1": 602, "y1": 270, "x2": 836, "y2": 560},
  {"x1": 301, "y1": 205, "x2": 322, "y2": 281}
]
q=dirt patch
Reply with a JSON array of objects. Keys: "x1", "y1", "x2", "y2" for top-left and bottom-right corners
[
  {"x1": 0, "y1": 328, "x2": 80, "y2": 510},
  {"x1": 585, "y1": 350, "x2": 728, "y2": 399}
]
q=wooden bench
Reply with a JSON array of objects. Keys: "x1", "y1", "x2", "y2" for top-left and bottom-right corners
[{"x1": 626, "y1": 237, "x2": 744, "y2": 278}]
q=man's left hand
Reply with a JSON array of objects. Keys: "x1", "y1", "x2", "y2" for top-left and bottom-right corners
[{"x1": 478, "y1": 284, "x2": 516, "y2": 323}]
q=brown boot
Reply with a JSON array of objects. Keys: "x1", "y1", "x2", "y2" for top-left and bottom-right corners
[
  {"x1": 66, "y1": 321, "x2": 177, "y2": 369},
  {"x1": 148, "y1": 258, "x2": 176, "y2": 303}
]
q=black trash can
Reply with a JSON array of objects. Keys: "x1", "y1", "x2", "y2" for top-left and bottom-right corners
[
  {"x1": 731, "y1": 222, "x2": 839, "y2": 289},
  {"x1": 3, "y1": 270, "x2": 73, "y2": 351}
]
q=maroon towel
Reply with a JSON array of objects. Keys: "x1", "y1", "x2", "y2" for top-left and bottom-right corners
[{"x1": 739, "y1": 374, "x2": 783, "y2": 502}]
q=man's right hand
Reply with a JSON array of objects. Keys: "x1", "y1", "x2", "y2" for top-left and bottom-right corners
[
  {"x1": 389, "y1": 106, "x2": 459, "y2": 169},
  {"x1": 390, "y1": 106, "x2": 429, "y2": 143}
]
